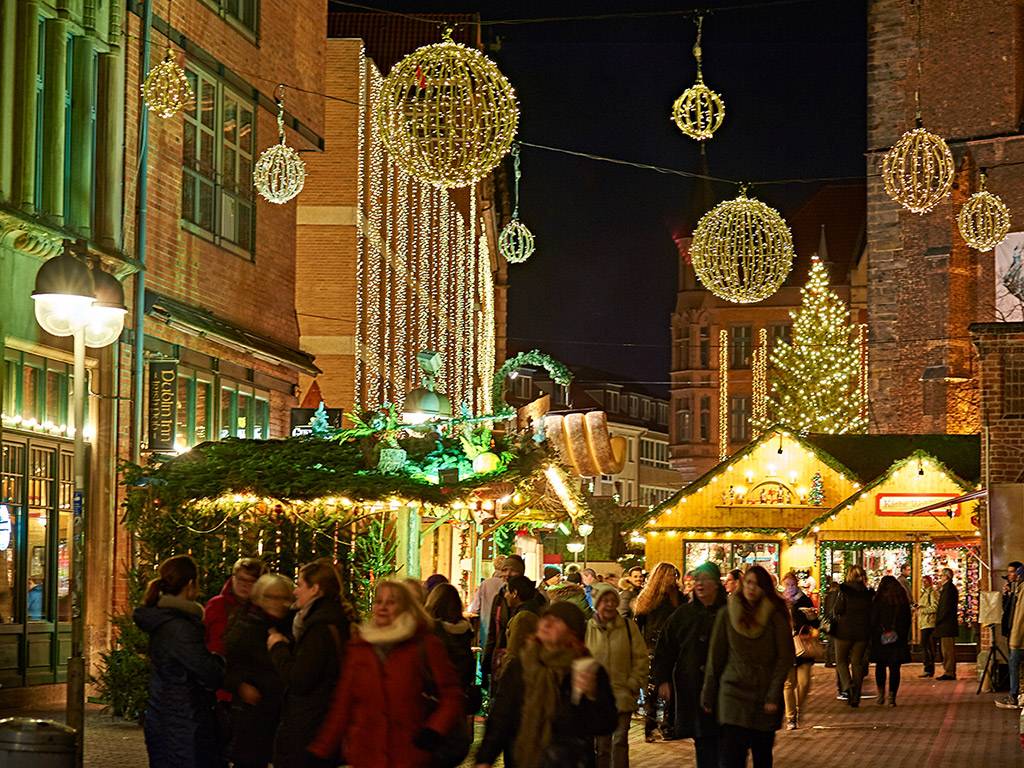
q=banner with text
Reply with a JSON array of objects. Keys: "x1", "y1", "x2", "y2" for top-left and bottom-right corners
[{"x1": 148, "y1": 360, "x2": 178, "y2": 452}]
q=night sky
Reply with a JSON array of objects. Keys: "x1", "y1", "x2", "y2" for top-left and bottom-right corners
[{"x1": 380, "y1": 0, "x2": 867, "y2": 390}]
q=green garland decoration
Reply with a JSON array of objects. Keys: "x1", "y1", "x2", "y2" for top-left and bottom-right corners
[{"x1": 492, "y1": 350, "x2": 573, "y2": 412}]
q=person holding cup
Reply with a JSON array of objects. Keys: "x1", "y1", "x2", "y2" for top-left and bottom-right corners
[{"x1": 475, "y1": 602, "x2": 618, "y2": 768}]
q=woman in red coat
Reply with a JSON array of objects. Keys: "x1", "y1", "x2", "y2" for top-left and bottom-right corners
[{"x1": 308, "y1": 579, "x2": 464, "y2": 768}]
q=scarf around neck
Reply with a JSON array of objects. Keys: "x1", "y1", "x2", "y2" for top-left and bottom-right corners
[
  {"x1": 727, "y1": 593, "x2": 776, "y2": 639},
  {"x1": 514, "y1": 640, "x2": 580, "y2": 768},
  {"x1": 357, "y1": 610, "x2": 419, "y2": 646}
]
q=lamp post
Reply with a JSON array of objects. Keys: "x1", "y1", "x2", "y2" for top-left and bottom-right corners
[
  {"x1": 578, "y1": 522, "x2": 594, "y2": 568},
  {"x1": 33, "y1": 241, "x2": 126, "y2": 767}
]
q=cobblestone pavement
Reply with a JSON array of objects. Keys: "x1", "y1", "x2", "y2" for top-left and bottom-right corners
[{"x1": 22, "y1": 664, "x2": 1023, "y2": 767}]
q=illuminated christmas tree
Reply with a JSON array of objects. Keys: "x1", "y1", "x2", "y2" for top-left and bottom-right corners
[{"x1": 765, "y1": 255, "x2": 866, "y2": 434}]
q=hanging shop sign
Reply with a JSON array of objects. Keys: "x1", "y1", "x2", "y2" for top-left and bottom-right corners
[
  {"x1": 148, "y1": 360, "x2": 178, "y2": 452},
  {"x1": 875, "y1": 493, "x2": 959, "y2": 517}
]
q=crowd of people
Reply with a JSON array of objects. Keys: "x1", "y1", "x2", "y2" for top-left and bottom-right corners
[{"x1": 132, "y1": 552, "x2": 965, "y2": 768}]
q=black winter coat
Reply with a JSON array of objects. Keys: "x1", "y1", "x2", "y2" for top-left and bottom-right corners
[
  {"x1": 635, "y1": 591, "x2": 684, "y2": 649},
  {"x1": 134, "y1": 600, "x2": 225, "y2": 768},
  {"x1": 651, "y1": 590, "x2": 726, "y2": 739},
  {"x1": 933, "y1": 581, "x2": 960, "y2": 639},
  {"x1": 788, "y1": 592, "x2": 819, "y2": 667},
  {"x1": 832, "y1": 583, "x2": 873, "y2": 642},
  {"x1": 223, "y1": 605, "x2": 291, "y2": 765},
  {"x1": 475, "y1": 653, "x2": 618, "y2": 768},
  {"x1": 269, "y1": 597, "x2": 351, "y2": 768},
  {"x1": 869, "y1": 599, "x2": 912, "y2": 664}
]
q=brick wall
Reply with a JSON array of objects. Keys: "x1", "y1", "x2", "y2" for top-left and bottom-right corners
[{"x1": 866, "y1": 0, "x2": 1024, "y2": 433}]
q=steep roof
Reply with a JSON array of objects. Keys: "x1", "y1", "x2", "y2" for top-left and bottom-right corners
[
  {"x1": 784, "y1": 182, "x2": 866, "y2": 287},
  {"x1": 327, "y1": 13, "x2": 480, "y2": 73},
  {"x1": 800, "y1": 434, "x2": 981, "y2": 485}
]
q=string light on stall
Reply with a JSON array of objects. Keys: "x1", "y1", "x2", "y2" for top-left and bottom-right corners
[
  {"x1": 376, "y1": 26, "x2": 519, "y2": 188},
  {"x1": 141, "y1": 47, "x2": 194, "y2": 119},
  {"x1": 254, "y1": 86, "x2": 307, "y2": 204},
  {"x1": 499, "y1": 144, "x2": 536, "y2": 264},
  {"x1": 690, "y1": 187, "x2": 794, "y2": 303},
  {"x1": 719, "y1": 328, "x2": 729, "y2": 461},
  {"x1": 957, "y1": 170, "x2": 1011, "y2": 251},
  {"x1": 671, "y1": 15, "x2": 725, "y2": 141}
]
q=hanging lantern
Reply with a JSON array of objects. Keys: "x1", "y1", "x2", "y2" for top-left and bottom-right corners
[
  {"x1": 671, "y1": 16, "x2": 724, "y2": 141},
  {"x1": 254, "y1": 86, "x2": 307, "y2": 204},
  {"x1": 881, "y1": 126, "x2": 954, "y2": 214},
  {"x1": 957, "y1": 171, "x2": 1011, "y2": 251},
  {"x1": 498, "y1": 144, "x2": 535, "y2": 264},
  {"x1": 376, "y1": 27, "x2": 519, "y2": 188},
  {"x1": 690, "y1": 188, "x2": 794, "y2": 304},
  {"x1": 141, "y1": 48, "x2": 194, "y2": 119}
]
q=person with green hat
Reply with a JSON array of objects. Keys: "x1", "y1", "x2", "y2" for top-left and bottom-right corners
[
  {"x1": 475, "y1": 601, "x2": 618, "y2": 768},
  {"x1": 651, "y1": 561, "x2": 727, "y2": 768}
]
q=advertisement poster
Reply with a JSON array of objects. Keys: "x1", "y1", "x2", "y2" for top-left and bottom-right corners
[{"x1": 995, "y1": 232, "x2": 1024, "y2": 322}]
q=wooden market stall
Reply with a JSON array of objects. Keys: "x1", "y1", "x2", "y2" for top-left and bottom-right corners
[{"x1": 631, "y1": 428, "x2": 981, "y2": 628}]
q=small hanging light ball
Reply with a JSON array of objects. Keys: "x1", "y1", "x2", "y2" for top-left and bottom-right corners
[
  {"x1": 141, "y1": 48, "x2": 194, "y2": 119},
  {"x1": 376, "y1": 27, "x2": 519, "y2": 188},
  {"x1": 690, "y1": 188, "x2": 794, "y2": 304},
  {"x1": 671, "y1": 16, "x2": 724, "y2": 141},
  {"x1": 957, "y1": 172, "x2": 1011, "y2": 251},
  {"x1": 882, "y1": 126, "x2": 954, "y2": 214},
  {"x1": 499, "y1": 219, "x2": 535, "y2": 264},
  {"x1": 254, "y1": 87, "x2": 307, "y2": 204},
  {"x1": 672, "y1": 83, "x2": 725, "y2": 141}
]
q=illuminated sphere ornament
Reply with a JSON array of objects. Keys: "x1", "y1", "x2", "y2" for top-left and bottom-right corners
[
  {"x1": 499, "y1": 219, "x2": 535, "y2": 264},
  {"x1": 141, "y1": 48, "x2": 194, "y2": 119},
  {"x1": 254, "y1": 88, "x2": 306, "y2": 204},
  {"x1": 957, "y1": 173, "x2": 1010, "y2": 251},
  {"x1": 671, "y1": 16, "x2": 724, "y2": 141},
  {"x1": 690, "y1": 189, "x2": 795, "y2": 304},
  {"x1": 881, "y1": 127, "x2": 954, "y2": 214},
  {"x1": 376, "y1": 28, "x2": 519, "y2": 188}
]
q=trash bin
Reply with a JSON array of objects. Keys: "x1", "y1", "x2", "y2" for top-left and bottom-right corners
[{"x1": 0, "y1": 717, "x2": 75, "y2": 767}]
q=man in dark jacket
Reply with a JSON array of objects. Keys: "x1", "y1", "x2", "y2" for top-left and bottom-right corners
[
  {"x1": 934, "y1": 568, "x2": 960, "y2": 680},
  {"x1": 1002, "y1": 561, "x2": 1022, "y2": 639},
  {"x1": 482, "y1": 554, "x2": 526, "y2": 688},
  {"x1": 652, "y1": 561, "x2": 726, "y2": 768},
  {"x1": 618, "y1": 567, "x2": 644, "y2": 620}
]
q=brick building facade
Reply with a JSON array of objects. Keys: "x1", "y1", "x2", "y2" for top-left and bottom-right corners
[{"x1": 865, "y1": 0, "x2": 1024, "y2": 435}]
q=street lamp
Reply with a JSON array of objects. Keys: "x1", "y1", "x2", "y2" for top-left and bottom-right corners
[
  {"x1": 403, "y1": 351, "x2": 452, "y2": 426},
  {"x1": 567, "y1": 536, "x2": 585, "y2": 563},
  {"x1": 578, "y1": 521, "x2": 594, "y2": 567},
  {"x1": 32, "y1": 242, "x2": 125, "y2": 766}
]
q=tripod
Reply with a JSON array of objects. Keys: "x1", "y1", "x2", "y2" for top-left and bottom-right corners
[{"x1": 977, "y1": 624, "x2": 1010, "y2": 695}]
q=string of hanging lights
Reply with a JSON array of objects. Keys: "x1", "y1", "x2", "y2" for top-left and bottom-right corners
[
  {"x1": 956, "y1": 170, "x2": 1011, "y2": 251},
  {"x1": 141, "y1": 47, "x2": 193, "y2": 119}
]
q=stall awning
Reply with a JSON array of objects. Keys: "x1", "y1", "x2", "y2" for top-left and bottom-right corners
[{"x1": 146, "y1": 291, "x2": 320, "y2": 375}]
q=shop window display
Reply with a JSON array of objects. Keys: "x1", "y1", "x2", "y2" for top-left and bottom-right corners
[
  {"x1": 922, "y1": 544, "x2": 980, "y2": 625},
  {"x1": 684, "y1": 540, "x2": 780, "y2": 576}
]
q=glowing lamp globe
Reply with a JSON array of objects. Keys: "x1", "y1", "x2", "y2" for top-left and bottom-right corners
[
  {"x1": 472, "y1": 451, "x2": 501, "y2": 475},
  {"x1": 376, "y1": 33, "x2": 519, "y2": 188},
  {"x1": 498, "y1": 218, "x2": 535, "y2": 264},
  {"x1": 690, "y1": 190, "x2": 794, "y2": 303},
  {"x1": 32, "y1": 251, "x2": 95, "y2": 336},
  {"x1": 141, "y1": 49, "x2": 194, "y2": 120},
  {"x1": 671, "y1": 82, "x2": 725, "y2": 141},
  {"x1": 957, "y1": 176, "x2": 1011, "y2": 251},
  {"x1": 566, "y1": 538, "x2": 585, "y2": 554},
  {"x1": 83, "y1": 269, "x2": 127, "y2": 348},
  {"x1": 578, "y1": 522, "x2": 594, "y2": 537}
]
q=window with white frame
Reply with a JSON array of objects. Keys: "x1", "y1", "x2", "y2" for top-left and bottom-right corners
[
  {"x1": 729, "y1": 395, "x2": 751, "y2": 443},
  {"x1": 640, "y1": 485, "x2": 676, "y2": 507},
  {"x1": 512, "y1": 374, "x2": 533, "y2": 400},
  {"x1": 640, "y1": 437, "x2": 670, "y2": 468},
  {"x1": 628, "y1": 395, "x2": 639, "y2": 417},
  {"x1": 674, "y1": 397, "x2": 692, "y2": 443},
  {"x1": 182, "y1": 66, "x2": 255, "y2": 253},
  {"x1": 607, "y1": 391, "x2": 619, "y2": 412},
  {"x1": 641, "y1": 399, "x2": 652, "y2": 421},
  {"x1": 204, "y1": 0, "x2": 259, "y2": 36},
  {"x1": 657, "y1": 402, "x2": 668, "y2": 425}
]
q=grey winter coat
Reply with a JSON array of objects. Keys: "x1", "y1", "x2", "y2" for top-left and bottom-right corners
[{"x1": 701, "y1": 595, "x2": 794, "y2": 733}]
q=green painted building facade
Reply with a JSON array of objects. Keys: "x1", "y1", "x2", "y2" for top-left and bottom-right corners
[{"x1": 0, "y1": 0, "x2": 128, "y2": 690}]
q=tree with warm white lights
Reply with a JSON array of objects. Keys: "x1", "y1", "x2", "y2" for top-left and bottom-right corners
[{"x1": 764, "y1": 256, "x2": 866, "y2": 434}]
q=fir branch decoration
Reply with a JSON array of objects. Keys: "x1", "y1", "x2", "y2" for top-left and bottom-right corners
[{"x1": 492, "y1": 350, "x2": 573, "y2": 412}]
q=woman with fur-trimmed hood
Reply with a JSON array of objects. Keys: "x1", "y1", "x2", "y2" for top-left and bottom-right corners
[{"x1": 701, "y1": 565, "x2": 793, "y2": 768}]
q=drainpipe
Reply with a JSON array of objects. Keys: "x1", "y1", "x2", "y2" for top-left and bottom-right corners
[{"x1": 132, "y1": 0, "x2": 153, "y2": 464}]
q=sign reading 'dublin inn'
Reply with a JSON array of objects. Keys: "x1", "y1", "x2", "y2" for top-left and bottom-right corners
[{"x1": 148, "y1": 361, "x2": 178, "y2": 452}]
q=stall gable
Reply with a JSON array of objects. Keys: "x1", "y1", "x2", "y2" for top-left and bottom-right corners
[{"x1": 804, "y1": 451, "x2": 980, "y2": 539}]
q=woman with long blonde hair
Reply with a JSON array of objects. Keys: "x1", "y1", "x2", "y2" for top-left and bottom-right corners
[
  {"x1": 633, "y1": 562, "x2": 682, "y2": 741},
  {"x1": 309, "y1": 579, "x2": 464, "y2": 767}
]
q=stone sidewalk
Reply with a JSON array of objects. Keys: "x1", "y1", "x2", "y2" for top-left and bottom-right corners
[{"x1": 22, "y1": 664, "x2": 1023, "y2": 766}]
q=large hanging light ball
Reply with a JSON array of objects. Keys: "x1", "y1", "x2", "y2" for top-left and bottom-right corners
[
  {"x1": 498, "y1": 218, "x2": 535, "y2": 264},
  {"x1": 690, "y1": 190, "x2": 795, "y2": 304},
  {"x1": 881, "y1": 127, "x2": 954, "y2": 214},
  {"x1": 376, "y1": 32, "x2": 519, "y2": 188},
  {"x1": 141, "y1": 49, "x2": 194, "y2": 119},
  {"x1": 672, "y1": 82, "x2": 724, "y2": 141},
  {"x1": 957, "y1": 175, "x2": 1011, "y2": 252}
]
